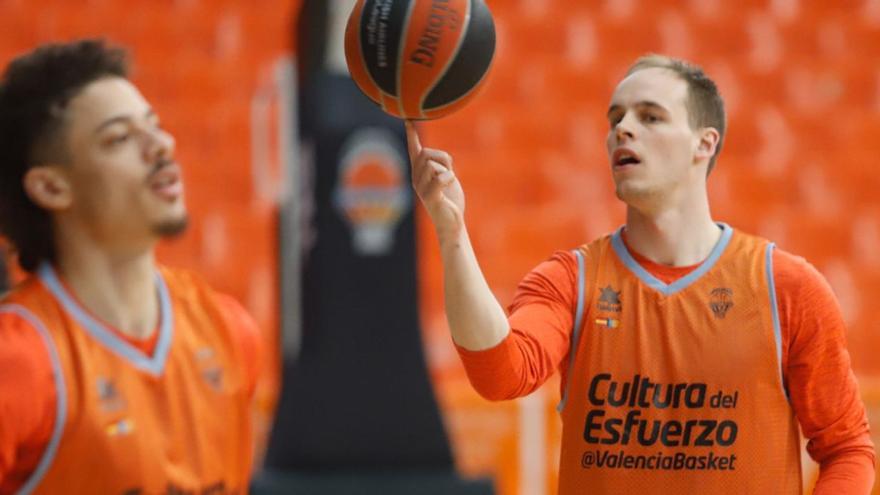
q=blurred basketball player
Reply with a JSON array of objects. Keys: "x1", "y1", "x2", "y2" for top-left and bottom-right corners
[
  {"x1": 407, "y1": 55, "x2": 875, "y2": 493},
  {"x1": 0, "y1": 40, "x2": 261, "y2": 494}
]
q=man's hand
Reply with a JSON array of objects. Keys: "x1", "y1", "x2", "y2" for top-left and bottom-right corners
[{"x1": 406, "y1": 121, "x2": 465, "y2": 241}]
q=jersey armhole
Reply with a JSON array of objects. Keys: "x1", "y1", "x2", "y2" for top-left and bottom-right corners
[
  {"x1": 557, "y1": 249, "x2": 586, "y2": 413},
  {"x1": 764, "y1": 243, "x2": 790, "y2": 402},
  {"x1": 0, "y1": 304, "x2": 68, "y2": 494}
]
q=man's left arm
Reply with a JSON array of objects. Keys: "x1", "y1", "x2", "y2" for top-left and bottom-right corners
[{"x1": 775, "y1": 250, "x2": 876, "y2": 494}]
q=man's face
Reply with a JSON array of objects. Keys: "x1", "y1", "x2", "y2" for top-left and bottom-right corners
[
  {"x1": 605, "y1": 67, "x2": 701, "y2": 206},
  {"x1": 59, "y1": 76, "x2": 187, "y2": 247}
]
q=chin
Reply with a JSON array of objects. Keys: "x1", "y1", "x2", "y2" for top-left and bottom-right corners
[
  {"x1": 153, "y1": 213, "x2": 189, "y2": 238},
  {"x1": 615, "y1": 181, "x2": 657, "y2": 205},
  {"x1": 614, "y1": 179, "x2": 640, "y2": 200}
]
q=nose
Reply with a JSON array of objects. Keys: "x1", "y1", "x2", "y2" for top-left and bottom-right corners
[
  {"x1": 142, "y1": 127, "x2": 176, "y2": 164},
  {"x1": 613, "y1": 112, "x2": 636, "y2": 143}
]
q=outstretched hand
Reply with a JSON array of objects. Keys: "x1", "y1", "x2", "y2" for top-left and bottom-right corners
[{"x1": 406, "y1": 121, "x2": 466, "y2": 240}]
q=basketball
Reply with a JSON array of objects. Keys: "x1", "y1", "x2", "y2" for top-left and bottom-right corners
[{"x1": 344, "y1": 0, "x2": 496, "y2": 120}]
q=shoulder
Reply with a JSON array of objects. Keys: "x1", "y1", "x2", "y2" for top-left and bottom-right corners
[
  {"x1": 160, "y1": 266, "x2": 259, "y2": 345},
  {"x1": 158, "y1": 266, "x2": 237, "y2": 318},
  {"x1": 158, "y1": 265, "x2": 259, "y2": 338},
  {"x1": 211, "y1": 293, "x2": 262, "y2": 394},
  {"x1": 0, "y1": 278, "x2": 65, "y2": 397},
  {"x1": 212, "y1": 293, "x2": 260, "y2": 337},
  {"x1": 0, "y1": 305, "x2": 56, "y2": 398},
  {"x1": 523, "y1": 250, "x2": 580, "y2": 287},
  {"x1": 0, "y1": 297, "x2": 56, "y2": 348},
  {"x1": 517, "y1": 239, "x2": 615, "y2": 291},
  {"x1": 1, "y1": 275, "x2": 51, "y2": 307},
  {"x1": 531, "y1": 234, "x2": 615, "y2": 284},
  {"x1": 510, "y1": 249, "x2": 584, "y2": 313},
  {"x1": 770, "y1": 247, "x2": 833, "y2": 300},
  {"x1": 158, "y1": 267, "x2": 262, "y2": 385},
  {"x1": 0, "y1": 305, "x2": 59, "y2": 482},
  {"x1": 158, "y1": 266, "x2": 213, "y2": 297},
  {"x1": 728, "y1": 229, "x2": 827, "y2": 293},
  {"x1": 769, "y1": 247, "x2": 844, "y2": 349},
  {"x1": 541, "y1": 249, "x2": 579, "y2": 275}
]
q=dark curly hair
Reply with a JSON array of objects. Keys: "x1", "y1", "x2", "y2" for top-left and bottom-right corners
[{"x1": 0, "y1": 39, "x2": 128, "y2": 272}]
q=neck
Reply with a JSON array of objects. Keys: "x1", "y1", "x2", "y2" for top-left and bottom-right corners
[
  {"x1": 624, "y1": 190, "x2": 721, "y2": 267},
  {"x1": 54, "y1": 226, "x2": 159, "y2": 340}
]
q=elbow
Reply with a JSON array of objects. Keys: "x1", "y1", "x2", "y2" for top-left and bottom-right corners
[
  {"x1": 470, "y1": 381, "x2": 519, "y2": 402},
  {"x1": 464, "y1": 367, "x2": 534, "y2": 402},
  {"x1": 456, "y1": 328, "x2": 540, "y2": 402},
  {"x1": 812, "y1": 447, "x2": 876, "y2": 495}
]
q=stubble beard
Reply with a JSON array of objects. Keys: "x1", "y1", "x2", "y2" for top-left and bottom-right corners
[{"x1": 152, "y1": 214, "x2": 189, "y2": 238}]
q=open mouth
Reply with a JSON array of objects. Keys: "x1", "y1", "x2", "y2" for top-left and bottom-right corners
[
  {"x1": 612, "y1": 149, "x2": 642, "y2": 168},
  {"x1": 152, "y1": 174, "x2": 177, "y2": 188},
  {"x1": 148, "y1": 163, "x2": 183, "y2": 201}
]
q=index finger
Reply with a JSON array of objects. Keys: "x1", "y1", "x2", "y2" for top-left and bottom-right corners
[{"x1": 405, "y1": 120, "x2": 422, "y2": 160}]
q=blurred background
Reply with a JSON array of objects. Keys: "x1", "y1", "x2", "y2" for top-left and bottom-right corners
[{"x1": 0, "y1": 0, "x2": 878, "y2": 493}]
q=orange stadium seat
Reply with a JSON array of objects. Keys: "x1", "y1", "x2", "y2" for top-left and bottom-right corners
[
  {"x1": 719, "y1": 159, "x2": 799, "y2": 207},
  {"x1": 776, "y1": 216, "x2": 855, "y2": 268},
  {"x1": 777, "y1": 113, "x2": 843, "y2": 156},
  {"x1": 832, "y1": 159, "x2": 880, "y2": 207},
  {"x1": 590, "y1": 19, "x2": 663, "y2": 71},
  {"x1": 687, "y1": 16, "x2": 753, "y2": 63},
  {"x1": 736, "y1": 66, "x2": 789, "y2": 107},
  {"x1": 722, "y1": 114, "x2": 763, "y2": 158},
  {"x1": 793, "y1": 0, "x2": 871, "y2": 23},
  {"x1": 496, "y1": 15, "x2": 568, "y2": 60}
]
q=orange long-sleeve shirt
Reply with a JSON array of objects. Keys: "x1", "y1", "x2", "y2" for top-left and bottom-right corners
[
  {"x1": 458, "y1": 238, "x2": 875, "y2": 494},
  {"x1": 0, "y1": 268, "x2": 262, "y2": 494}
]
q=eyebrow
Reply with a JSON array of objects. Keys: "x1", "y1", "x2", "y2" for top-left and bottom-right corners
[
  {"x1": 607, "y1": 101, "x2": 670, "y2": 118},
  {"x1": 93, "y1": 108, "x2": 156, "y2": 134}
]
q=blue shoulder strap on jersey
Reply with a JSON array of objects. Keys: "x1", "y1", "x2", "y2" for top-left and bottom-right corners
[{"x1": 557, "y1": 249, "x2": 585, "y2": 412}]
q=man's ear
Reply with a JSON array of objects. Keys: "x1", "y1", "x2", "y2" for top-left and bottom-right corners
[
  {"x1": 695, "y1": 127, "x2": 721, "y2": 163},
  {"x1": 23, "y1": 166, "x2": 72, "y2": 211}
]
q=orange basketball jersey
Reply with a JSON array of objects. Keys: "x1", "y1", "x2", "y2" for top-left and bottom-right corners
[
  {"x1": 0, "y1": 265, "x2": 253, "y2": 494},
  {"x1": 557, "y1": 224, "x2": 801, "y2": 493}
]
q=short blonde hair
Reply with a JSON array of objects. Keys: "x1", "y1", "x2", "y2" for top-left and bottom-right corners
[{"x1": 626, "y1": 55, "x2": 726, "y2": 174}]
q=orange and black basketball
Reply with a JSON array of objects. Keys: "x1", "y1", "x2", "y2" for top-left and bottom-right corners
[{"x1": 345, "y1": 0, "x2": 495, "y2": 120}]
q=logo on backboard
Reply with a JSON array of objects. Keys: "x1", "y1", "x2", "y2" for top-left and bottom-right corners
[{"x1": 333, "y1": 128, "x2": 412, "y2": 257}]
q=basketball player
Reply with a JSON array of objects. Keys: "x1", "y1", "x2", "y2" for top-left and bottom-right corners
[
  {"x1": 407, "y1": 55, "x2": 875, "y2": 493},
  {"x1": 0, "y1": 40, "x2": 261, "y2": 493}
]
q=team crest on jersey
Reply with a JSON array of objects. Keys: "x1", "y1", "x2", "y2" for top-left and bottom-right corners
[
  {"x1": 96, "y1": 376, "x2": 126, "y2": 413},
  {"x1": 202, "y1": 367, "x2": 224, "y2": 391},
  {"x1": 709, "y1": 288, "x2": 734, "y2": 319},
  {"x1": 597, "y1": 285, "x2": 622, "y2": 313},
  {"x1": 195, "y1": 347, "x2": 225, "y2": 391}
]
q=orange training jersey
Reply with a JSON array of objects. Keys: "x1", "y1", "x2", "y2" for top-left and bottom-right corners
[
  {"x1": 0, "y1": 264, "x2": 253, "y2": 495},
  {"x1": 557, "y1": 224, "x2": 801, "y2": 493}
]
